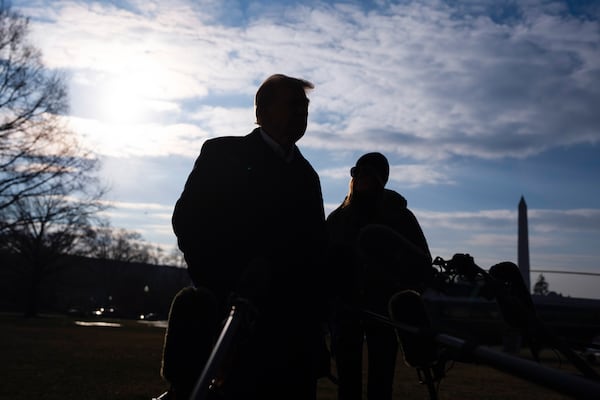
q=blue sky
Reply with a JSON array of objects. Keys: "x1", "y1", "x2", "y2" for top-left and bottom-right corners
[{"x1": 11, "y1": 0, "x2": 600, "y2": 298}]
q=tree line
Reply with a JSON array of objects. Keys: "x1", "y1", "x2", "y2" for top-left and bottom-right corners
[{"x1": 0, "y1": 5, "x2": 183, "y2": 317}]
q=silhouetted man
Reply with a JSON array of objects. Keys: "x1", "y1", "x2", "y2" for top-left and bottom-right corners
[{"x1": 169, "y1": 74, "x2": 327, "y2": 399}]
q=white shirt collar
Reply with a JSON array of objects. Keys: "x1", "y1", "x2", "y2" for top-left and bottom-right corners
[{"x1": 259, "y1": 128, "x2": 295, "y2": 162}]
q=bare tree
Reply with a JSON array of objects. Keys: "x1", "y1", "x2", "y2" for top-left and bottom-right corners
[
  {"x1": 78, "y1": 223, "x2": 150, "y2": 263},
  {"x1": 533, "y1": 274, "x2": 549, "y2": 296},
  {"x1": 0, "y1": 5, "x2": 74, "y2": 230},
  {"x1": 77, "y1": 223, "x2": 158, "y2": 264},
  {"x1": 162, "y1": 245, "x2": 186, "y2": 268},
  {"x1": 0, "y1": 5, "x2": 107, "y2": 316}
]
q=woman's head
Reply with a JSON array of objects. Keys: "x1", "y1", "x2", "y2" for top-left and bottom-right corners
[{"x1": 343, "y1": 152, "x2": 389, "y2": 206}]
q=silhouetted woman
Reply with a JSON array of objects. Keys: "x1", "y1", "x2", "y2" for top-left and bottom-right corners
[{"x1": 327, "y1": 152, "x2": 432, "y2": 400}]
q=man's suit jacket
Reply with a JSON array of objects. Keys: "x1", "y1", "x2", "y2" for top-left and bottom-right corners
[{"x1": 173, "y1": 128, "x2": 327, "y2": 317}]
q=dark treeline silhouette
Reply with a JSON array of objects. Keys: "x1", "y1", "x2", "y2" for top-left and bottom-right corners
[
  {"x1": 0, "y1": 219, "x2": 185, "y2": 317},
  {"x1": 0, "y1": 251, "x2": 190, "y2": 319}
]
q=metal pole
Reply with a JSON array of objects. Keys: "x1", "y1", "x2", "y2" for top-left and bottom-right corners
[
  {"x1": 362, "y1": 309, "x2": 600, "y2": 400},
  {"x1": 190, "y1": 300, "x2": 250, "y2": 400},
  {"x1": 419, "y1": 368, "x2": 438, "y2": 400}
]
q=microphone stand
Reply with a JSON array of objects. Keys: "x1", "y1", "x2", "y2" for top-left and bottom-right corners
[
  {"x1": 360, "y1": 308, "x2": 440, "y2": 400},
  {"x1": 190, "y1": 297, "x2": 256, "y2": 400},
  {"x1": 417, "y1": 368, "x2": 438, "y2": 400}
]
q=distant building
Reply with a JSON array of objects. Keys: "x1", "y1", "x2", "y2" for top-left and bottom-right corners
[{"x1": 518, "y1": 196, "x2": 531, "y2": 292}]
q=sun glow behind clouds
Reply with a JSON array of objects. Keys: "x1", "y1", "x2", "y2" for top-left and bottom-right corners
[
  {"x1": 92, "y1": 51, "x2": 181, "y2": 121},
  {"x1": 62, "y1": 36, "x2": 198, "y2": 156},
  {"x1": 97, "y1": 75, "x2": 148, "y2": 124},
  {"x1": 69, "y1": 116, "x2": 208, "y2": 158}
]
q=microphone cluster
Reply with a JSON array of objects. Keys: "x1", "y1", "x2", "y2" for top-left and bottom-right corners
[{"x1": 382, "y1": 253, "x2": 600, "y2": 399}]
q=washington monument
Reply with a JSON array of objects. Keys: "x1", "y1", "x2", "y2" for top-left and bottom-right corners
[{"x1": 518, "y1": 196, "x2": 531, "y2": 292}]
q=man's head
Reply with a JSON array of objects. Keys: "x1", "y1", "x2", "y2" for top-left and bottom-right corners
[{"x1": 255, "y1": 74, "x2": 314, "y2": 150}]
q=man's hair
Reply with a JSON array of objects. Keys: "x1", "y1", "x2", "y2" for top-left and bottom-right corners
[{"x1": 255, "y1": 74, "x2": 314, "y2": 125}]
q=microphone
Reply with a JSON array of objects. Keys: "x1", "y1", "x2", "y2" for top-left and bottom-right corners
[
  {"x1": 487, "y1": 262, "x2": 536, "y2": 330},
  {"x1": 357, "y1": 224, "x2": 434, "y2": 290},
  {"x1": 161, "y1": 286, "x2": 218, "y2": 399},
  {"x1": 487, "y1": 262, "x2": 600, "y2": 380},
  {"x1": 388, "y1": 290, "x2": 438, "y2": 369},
  {"x1": 488, "y1": 261, "x2": 545, "y2": 361}
]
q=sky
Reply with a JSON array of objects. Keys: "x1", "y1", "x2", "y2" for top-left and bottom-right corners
[{"x1": 10, "y1": 0, "x2": 600, "y2": 299}]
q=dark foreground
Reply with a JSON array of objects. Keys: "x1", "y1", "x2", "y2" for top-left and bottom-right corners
[{"x1": 1, "y1": 313, "x2": 595, "y2": 400}]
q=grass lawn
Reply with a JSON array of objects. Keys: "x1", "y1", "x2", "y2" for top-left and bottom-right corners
[{"x1": 1, "y1": 313, "x2": 596, "y2": 399}]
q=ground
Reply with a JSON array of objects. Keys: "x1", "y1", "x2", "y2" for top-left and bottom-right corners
[{"x1": 1, "y1": 313, "x2": 596, "y2": 399}]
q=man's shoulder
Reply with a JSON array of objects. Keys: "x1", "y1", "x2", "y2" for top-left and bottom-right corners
[
  {"x1": 197, "y1": 130, "x2": 261, "y2": 162},
  {"x1": 203, "y1": 129, "x2": 258, "y2": 149}
]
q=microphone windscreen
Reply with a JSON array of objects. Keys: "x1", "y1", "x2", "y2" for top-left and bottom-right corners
[
  {"x1": 488, "y1": 262, "x2": 533, "y2": 305},
  {"x1": 357, "y1": 224, "x2": 433, "y2": 290},
  {"x1": 488, "y1": 262, "x2": 536, "y2": 328},
  {"x1": 388, "y1": 290, "x2": 437, "y2": 368},
  {"x1": 161, "y1": 286, "x2": 218, "y2": 392}
]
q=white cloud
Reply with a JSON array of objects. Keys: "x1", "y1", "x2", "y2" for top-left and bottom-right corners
[
  {"x1": 100, "y1": 200, "x2": 173, "y2": 212},
  {"x1": 189, "y1": 106, "x2": 255, "y2": 137},
  {"x1": 418, "y1": 207, "x2": 600, "y2": 236},
  {"x1": 16, "y1": 0, "x2": 599, "y2": 162},
  {"x1": 417, "y1": 209, "x2": 517, "y2": 233},
  {"x1": 319, "y1": 163, "x2": 452, "y2": 187},
  {"x1": 99, "y1": 200, "x2": 177, "y2": 247},
  {"x1": 530, "y1": 209, "x2": 600, "y2": 233},
  {"x1": 69, "y1": 116, "x2": 210, "y2": 158}
]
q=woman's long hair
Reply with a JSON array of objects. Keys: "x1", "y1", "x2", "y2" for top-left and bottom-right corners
[{"x1": 341, "y1": 178, "x2": 355, "y2": 208}]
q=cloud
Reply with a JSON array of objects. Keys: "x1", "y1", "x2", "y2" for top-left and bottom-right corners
[
  {"x1": 417, "y1": 209, "x2": 517, "y2": 232},
  {"x1": 68, "y1": 116, "x2": 211, "y2": 157},
  {"x1": 417, "y1": 207, "x2": 600, "y2": 235},
  {"x1": 100, "y1": 200, "x2": 174, "y2": 211},
  {"x1": 98, "y1": 200, "x2": 176, "y2": 247},
  {"x1": 319, "y1": 163, "x2": 452, "y2": 187},
  {"x1": 17, "y1": 0, "x2": 599, "y2": 164},
  {"x1": 415, "y1": 206, "x2": 600, "y2": 269},
  {"x1": 530, "y1": 209, "x2": 600, "y2": 233},
  {"x1": 189, "y1": 105, "x2": 256, "y2": 137}
]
